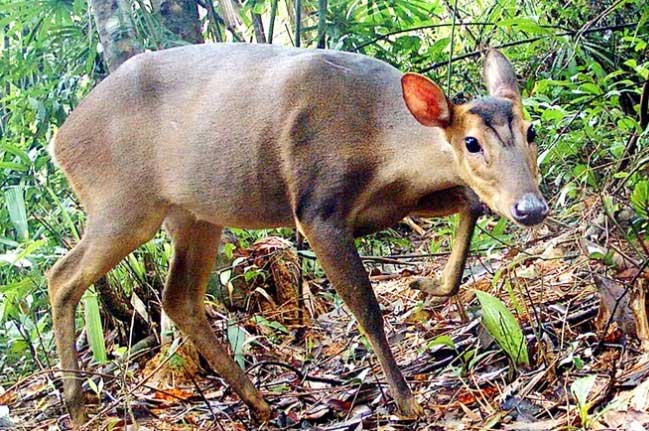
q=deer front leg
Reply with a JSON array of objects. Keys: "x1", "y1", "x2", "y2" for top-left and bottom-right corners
[
  {"x1": 302, "y1": 221, "x2": 423, "y2": 417},
  {"x1": 410, "y1": 208, "x2": 479, "y2": 296}
]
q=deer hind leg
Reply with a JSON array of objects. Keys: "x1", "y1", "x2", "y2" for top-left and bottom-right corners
[
  {"x1": 48, "y1": 210, "x2": 165, "y2": 424},
  {"x1": 161, "y1": 210, "x2": 271, "y2": 422}
]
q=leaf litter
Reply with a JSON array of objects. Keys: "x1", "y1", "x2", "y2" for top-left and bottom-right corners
[{"x1": 3, "y1": 216, "x2": 649, "y2": 430}]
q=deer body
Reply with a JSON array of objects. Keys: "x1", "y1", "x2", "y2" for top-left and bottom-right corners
[
  {"x1": 55, "y1": 44, "x2": 462, "y2": 234},
  {"x1": 49, "y1": 43, "x2": 547, "y2": 424}
]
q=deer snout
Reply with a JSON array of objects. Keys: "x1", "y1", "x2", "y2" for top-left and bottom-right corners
[{"x1": 511, "y1": 193, "x2": 549, "y2": 226}]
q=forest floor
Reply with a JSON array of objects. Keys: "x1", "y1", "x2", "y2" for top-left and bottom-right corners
[{"x1": 3, "y1": 213, "x2": 649, "y2": 430}]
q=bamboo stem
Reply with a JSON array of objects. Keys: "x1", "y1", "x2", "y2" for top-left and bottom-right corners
[
  {"x1": 317, "y1": 0, "x2": 327, "y2": 48},
  {"x1": 268, "y1": 0, "x2": 278, "y2": 43},
  {"x1": 295, "y1": 0, "x2": 302, "y2": 47}
]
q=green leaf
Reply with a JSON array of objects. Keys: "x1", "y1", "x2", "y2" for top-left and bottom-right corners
[
  {"x1": 475, "y1": 291, "x2": 529, "y2": 366},
  {"x1": 223, "y1": 243, "x2": 236, "y2": 260},
  {"x1": 252, "y1": 1, "x2": 266, "y2": 14},
  {"x1": 540, "y1": 107, "x2": 566, "y2": 122},
  {"x1": 426, "y1": 334, "x2": 456, "y2": 351},
  {"x1": 83, "y1": 290, "x2": 107, "y2": 364},
  {"x1": 0, "y1": 161, "x2": 28, "y2": 172},
  {"x1": 631, "y1": 180, "x2": 649, "y2": 218},
  {"x1": 227, "y1": 321, "x2": 255, "y2": 368},
  {"x1": 428, "y1": 37, "x2": 450, "y2": 55},
  {"x1": 4, "y1": 185, "x2": 29, "y2": 241},
  {"x1": 1, "y1": 141, "x2": 31, "y2": 165},
  {"x1": 45, "y1": 185, "x2": 80, "y2": 241},
  {"x1": 617, "y1": 117, "x2": 638, "y2": 132},
  {"x1": 571, "y1": 374, "x2": 597, "y2": 408},
  {"x1": 579, "y1": 82, "x2": 601, "y2": 95},
  {"x1": 252, "y1": 315, "x2": 289, "y2": 334},
  {"x1": 496, "y1": 18, "x2": 550, "y2": 35}
]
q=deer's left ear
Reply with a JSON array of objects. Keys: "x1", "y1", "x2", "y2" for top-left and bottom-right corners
[
  {"x1": 483, "y1": 50, "x2": 521, "y2": 104},
  {"x1": 401, "y1": 73, "x2": 451, "y2": 128}
]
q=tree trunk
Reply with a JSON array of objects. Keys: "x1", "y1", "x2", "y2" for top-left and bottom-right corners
[
  {"x1": 88, "y1": 0, "x2": 141, "y2": 72},
  {"x1": 204, "y1": 0, "x2": 224, "y2": 42},
  {"x1": 294, "y1": 0, "x2": 302, "y2": 47},
  {"x1": 251, "y1": 13, "x2": 266, "y2": 43},
  {"x1": 150, "y1": 0, "x2": 205, "y2": 353},
  {"x1": 317, "y1": 0, "x2": 327, "y2": 48},
  {"x1": 87, "y1": 0, "x2": 148, "y2": 344},
  {"x1": 219, "y1": 0, "x2": 245, "y2": 41},
  {"x1": 154, "y1": 0, "x2": 204, "y2": 44}
]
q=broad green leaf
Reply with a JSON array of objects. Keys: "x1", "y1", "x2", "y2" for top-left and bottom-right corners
[
  {"x1": 0, "y1": 239, "x2": 46, "y2": 268},
  {"x1": 631, "y1": 180, "x2": 649, "y2": 218},
  {"x1": 83, "y1": 290, "x2": 107, "y2": 364},
  {"x1": 252, "y1": 315, "x2": 289, "y2": 334},
  {"x1": 426, "y1": 334, "x2": 456, "y2": 350},
  {"x1": 0, "y1": 162, "x2": 29, "y2": 172},
  {"x1": 497, "y1": 18, "x2": 550, "y2": 35},
  {"x1": 227, "y1": 321, "x2": 254, "y2": 369},
  {"x1": 475, "y1": 291, "x2": 529, "y2": 366},
  {"x1": 1, "y1": 141, "x2": 31, "y2": 164},
  {"x1": 571, "y1": 374, "x2": 597, "y2": 408},
  {"x1": 579, "y1": 82, "x2": 601, "y2": 95},
  {"x1": 540, "y1": 107, "x2": 566, "y2": 122},
  {"x1": 428, "y1": 37, "x2": 450, "y2": 55},
  {"x1": 4, "y1": 185, "x2": 29, "y2": 241}
]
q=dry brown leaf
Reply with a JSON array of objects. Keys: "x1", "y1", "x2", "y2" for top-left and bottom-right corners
[
  {"x1": 152, "y1": 387, "x2": 195, "y2": 402},
  {"x1": 599, "y1": 379, "x2": 649, "y2": 430},
  {"x1": 143, "y1": 341, "x2": 201, "y2": 388}
]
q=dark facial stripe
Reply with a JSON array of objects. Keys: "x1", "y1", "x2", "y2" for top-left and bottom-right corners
[
  {"x1": 468, "y1": 97, "x2": 514, "y2": 125},
  {"x1": 469, "y1": 97, "x2": 515, "y2": 147},
  {"x1": 486, "y1": 124, "x2": 507, "y2": 147}
]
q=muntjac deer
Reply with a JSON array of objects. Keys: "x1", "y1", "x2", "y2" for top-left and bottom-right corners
[{"x1": 49, "y1": 44, "x2": 548, "y2": 424}]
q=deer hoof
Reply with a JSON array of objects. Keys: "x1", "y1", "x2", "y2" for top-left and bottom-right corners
[
  {"x1": 397, "y1": 396, "x2": 425, "y2": 418},
  {"x1": 251, "y1": 400, "x2": 273, "y2": 423},
  {"x1": 68, "y1": 407, "x2": 88, "y2": 427},
  {"x1": 409, "y1": 277, "x2": 453, "y2": 298},
  {"x1": 65, "y1": 388, "x2": 88, "y2": 426}
]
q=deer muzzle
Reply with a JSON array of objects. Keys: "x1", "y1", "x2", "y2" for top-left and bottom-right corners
[{"x1": 511, "y1": 193, "x2": 549, "y2": 226}]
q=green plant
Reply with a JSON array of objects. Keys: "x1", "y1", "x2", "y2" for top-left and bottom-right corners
[
  {"x1": 571, "y1": 375, "x2": 598, "y2": 429},
  {"x1": 226, "y1": 320, "x2": 258, "y2": 368},
  {"x1": 475, "y1": 290, "x2": 529, "y2": 367}
]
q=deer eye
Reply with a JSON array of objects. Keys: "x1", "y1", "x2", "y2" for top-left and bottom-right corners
[
  {"x1": 464, "y1": 137, "x2": 481, "y2": 153},
  {"x1": 527, "y1": 125, "x2": 536, "y2": 143}
]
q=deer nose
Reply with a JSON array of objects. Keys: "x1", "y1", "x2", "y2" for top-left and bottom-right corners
[{"x1": 511, "y1": 194, "x2": 549, "y2": 226}]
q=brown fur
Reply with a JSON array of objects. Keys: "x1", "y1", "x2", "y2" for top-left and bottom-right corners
[{"x1": 48, "y1": 44, "x2": 545, "y2": 423}]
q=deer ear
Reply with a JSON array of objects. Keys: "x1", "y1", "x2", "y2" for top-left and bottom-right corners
[
  {"x1": 401, "y1": 73, "x2": 451, "y2": 128},
  {"x1": 483, "y1": 50, "x2": 521, "y2": 103}
]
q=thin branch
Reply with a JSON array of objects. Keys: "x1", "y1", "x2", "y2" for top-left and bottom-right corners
[
  {"x1": 446, "y1": 0, "x2": 459, "y2": 94},
  {"x1": 351, "y1": 22, "x2": 565, "y2": 52},
  {"x1": 418, "y1": 22, "x2": 639, "y2": 73},
  {"x1": 246, "y1": 360, "x2": 343, "y2": 385}
]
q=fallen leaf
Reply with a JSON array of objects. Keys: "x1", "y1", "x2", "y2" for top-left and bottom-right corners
[{"x1": 152, "y1": 387, "x2": 195, "y2": 402}]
